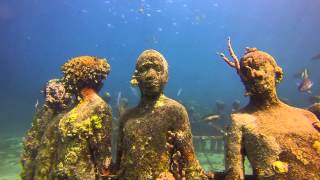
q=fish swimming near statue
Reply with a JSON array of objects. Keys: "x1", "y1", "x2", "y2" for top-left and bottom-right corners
[
  {"x1": 34, "y1": 99, "x2": 39, "y2": 111},
  {"x1": 311, "y1": 53, "x2": 320, "y2": 60},
  {"x1": 201, "y1": 114, "x2": 221, "y2": 123},
  {"x1": 298, "y1": 69, "x2": 313, "y2": 93},
  {"x1": 177, "y1": 88, "x2": 183, "y2": 97}
]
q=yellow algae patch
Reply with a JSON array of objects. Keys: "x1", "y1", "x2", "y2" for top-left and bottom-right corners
[
  {"x1": 272, "y1": 161, "x2": 288, "y2": 174},
  {"x1": 130, "y1": 78, "x2": 139, "y2": 87},
  {"x1": 156, "y1": 171, "x2": 175, "y2": 180},
  {"x1": 154, "y1": 95, "x2": 165, "y2": 108},
  {"x1": 154, "y1": 100, "x2": 164, "y2": 108},
  {"x1": 313, "y1": 141, "x2": 320, "y2": 155}
]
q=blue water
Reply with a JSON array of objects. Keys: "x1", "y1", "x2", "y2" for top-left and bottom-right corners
[{"x1": 1, "y1": 0, "x2": 320, "y2": 151}]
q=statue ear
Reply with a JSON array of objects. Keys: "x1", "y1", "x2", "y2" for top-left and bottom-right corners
[
  {"x1": 130, "y1": 70, "x2": 139, "y2": 87},
  {"x1": 275, "y1": 67, "x2": 283, "y2": 84}
]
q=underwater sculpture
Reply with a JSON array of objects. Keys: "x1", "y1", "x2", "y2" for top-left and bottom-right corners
[
  {"x1": 55, "y1": 56, "x2": 112, "y2": 179},
  {"x1": 30, "y1": 56, "x2": 112, "y2": 180},
  {"x1": 21, "y1": 79, "x2": 72, "y2": 179},
  {"x1": 115, "y1": 50, "x2": 208, "y2": 179},
  {"x1": 218, "y1": 38, "x2": 320, "y2": 179}
]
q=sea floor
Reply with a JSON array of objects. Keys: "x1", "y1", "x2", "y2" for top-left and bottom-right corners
[
  {"x1": 0, "y1": 135, "x2": 252, "y2": 179},
  {"x1": 0, "y1": 135, "x2": 22, "y2": 180},
  {"x1": 196, "y1": 152, "x2": 253, "y2": 175}
]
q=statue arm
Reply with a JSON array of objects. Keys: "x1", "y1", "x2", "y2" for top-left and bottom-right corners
[
  {"x1": 170, "y1": 106, "x2": 208, "y2": 179},
  {"x1": 225, "y1": 114, "x2": 245, "y2": 180},
  {"x1": 114, "y1": 114, "x2": 126, "y2": 173}
]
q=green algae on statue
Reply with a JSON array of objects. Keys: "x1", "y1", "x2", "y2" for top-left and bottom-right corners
[
  {"x1": 218, "y1": 38, "x2": 320, "y2": 179},
  {"x1": 115, "y1": 50, "x2": 208, "y2": 179},
  {"x1": 21, "y1": 79, "x2": 72, "y2": 180},
  {"x1": 31, "y1": 56, "x2": 113, "y2": 180},
  {"x1": 57, "y1": 56, "x2": 112, "y2": 179}
]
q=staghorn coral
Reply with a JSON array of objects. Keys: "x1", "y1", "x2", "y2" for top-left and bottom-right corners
[
  {"x1": 218, "y1": 38, "x2": 320, "y2": 179},
  {"x1": 61, "y1": 56, "x2": 110, "y2": 96}
]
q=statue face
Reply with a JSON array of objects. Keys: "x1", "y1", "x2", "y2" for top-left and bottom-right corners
[
  {"x1": 239, "y1": 51, "x2": 282, "y2": 96},
  {"x1": 44, "y1": 79, "x2": 71, "y2": 109},
  {"x1": 135, "y1": 52, "x2": 168, "y2": 97}
]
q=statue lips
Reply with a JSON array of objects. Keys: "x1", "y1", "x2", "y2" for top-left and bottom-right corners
[{"x1": 143, "y1": 80, "x2": 160, "y2": 88}]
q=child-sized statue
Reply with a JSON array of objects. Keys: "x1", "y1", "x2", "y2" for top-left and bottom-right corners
[
  {"x1": 33, "y1": 56, "x2": 113, "y2": 180},
  {"x1": 218, "y1": 38, "x2": 320, "y2": 179},
  {"x1": 115, "y1": 50, "x2": 207, "y2": 179},
  {"x1": 21, "y1": 79, "x2": 72, "y2": 179}
]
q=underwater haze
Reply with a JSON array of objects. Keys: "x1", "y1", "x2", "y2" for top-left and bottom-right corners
[{"x1": 1, "y1": 0, "x2": 320, "y2": 179}]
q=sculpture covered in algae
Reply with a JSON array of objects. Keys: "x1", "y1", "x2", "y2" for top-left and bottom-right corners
[
  {"x1": 115, "y1": 50, "x2": 209, "y2": 179},
  {"x1": 21, "y1": 78, "x2": 72, "y2": 179},
  {"x1": 219, "y1": 38, "x2": 320, "y2": 179},
  {"x1": 21, "y1": 56, "x2": 113, "y2": 180}
]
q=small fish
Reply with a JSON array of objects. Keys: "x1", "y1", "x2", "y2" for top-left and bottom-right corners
[
  {"x1": 116, "y1": 92, "x2": 121, "y2": 108},
  {"x1": 81, "y1": 9, "x2": 88, "y2": 13},
  {"x1": 311, "y1": 53, "x2": 320, "y2": 60},
  {"x1": 201, "y1": 114, "x2": 221, "y2": 123},
  {"x1": 177, "y1": 88, "x2": 183, "y2": 97},
  {"x1": 298, "y1": 69, "x2": 313, "y2": 93},
  {"x1": 34, "y1": 99, "x2": 39, "y2": 111}
]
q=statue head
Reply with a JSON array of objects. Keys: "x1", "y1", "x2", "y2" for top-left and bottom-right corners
[
  {"x1": 218, "y1": 38, "x2": 283, "y2": 98},
  {"x1": 239, "y1": 48, "x2": 283, "y2": 96},
  {"x1": 131, "y1": 50, "x2": 168, "y2": 97},
  {"x1": 44, "y1": 79, "x2": 72, "y2": 110},
  {"x1": 61, "y1": 56, "x2": 110, "y2": 95}
]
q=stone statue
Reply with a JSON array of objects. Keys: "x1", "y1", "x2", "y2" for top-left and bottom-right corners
[
  {"x1": 218, "y1": 38, "x2": 320, "y2": 179},
  {"x1": 30, "y1": 56, "x2": 112, "y2": 180},
  {"x1": 21, "y1": 79, "x2": 72, "y2": 179},
  {"x1": 115, "y1": 50, "x2": 207, "y2": 179}
]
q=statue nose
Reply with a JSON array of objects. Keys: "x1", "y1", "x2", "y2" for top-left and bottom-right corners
[{"x1": 145, "y1": 69, "x2": 157, "y2": 80}]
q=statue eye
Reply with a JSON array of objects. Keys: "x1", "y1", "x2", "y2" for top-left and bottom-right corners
[
  {"x1": 138, "y1": 65, "x2": 148, "y2": 72},
  {"x1": 154, "y1": 65, "x2": 161, "y2": 71}
]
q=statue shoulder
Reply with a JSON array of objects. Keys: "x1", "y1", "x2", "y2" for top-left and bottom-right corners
[
  {"x1": 288, "y1": 105, "x2": 319, "y2": 123},
  {"x1": 118, "y1": 107, "x2": 138, "y2": 125},
  {"x1": 164, "y1": 98, "x2": 187, "y2": 113},
  {"x1": 230, "y1": 113, "x2": 257, "y2": 128}
]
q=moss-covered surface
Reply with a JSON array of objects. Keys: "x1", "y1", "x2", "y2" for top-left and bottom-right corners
[
  {"x1": 61, "y1": 56, "x2": 110, "y2": 95},
  {"x1": 20, "y1": 92, "x2": 112, "y2": 180},
  {"x1": 116, "y1": 50, "x2": 207, "y2": 179},
  {"x1": 220, "y1": 45, "x2": 320, "y2": 179},
  {"x1": 53, "y1": 94, "x2": 112, "y2": 179},
  {"x1": 20, "y1": 107, "x2": 56, "y2": 179},
  {"x1": 117, "y1": 95, "x2": 207, "y2": 179}
]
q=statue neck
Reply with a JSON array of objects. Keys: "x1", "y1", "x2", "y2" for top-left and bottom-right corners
[
  {"x1": 80, "y1": 88, "x2": 97, "y2": 101},
  {"x1": 140, "y1": 93, "x2": 164, "y2": 107},
  {"x1": 248, "y1": 90, "x2": 280, "y2": 109}
]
